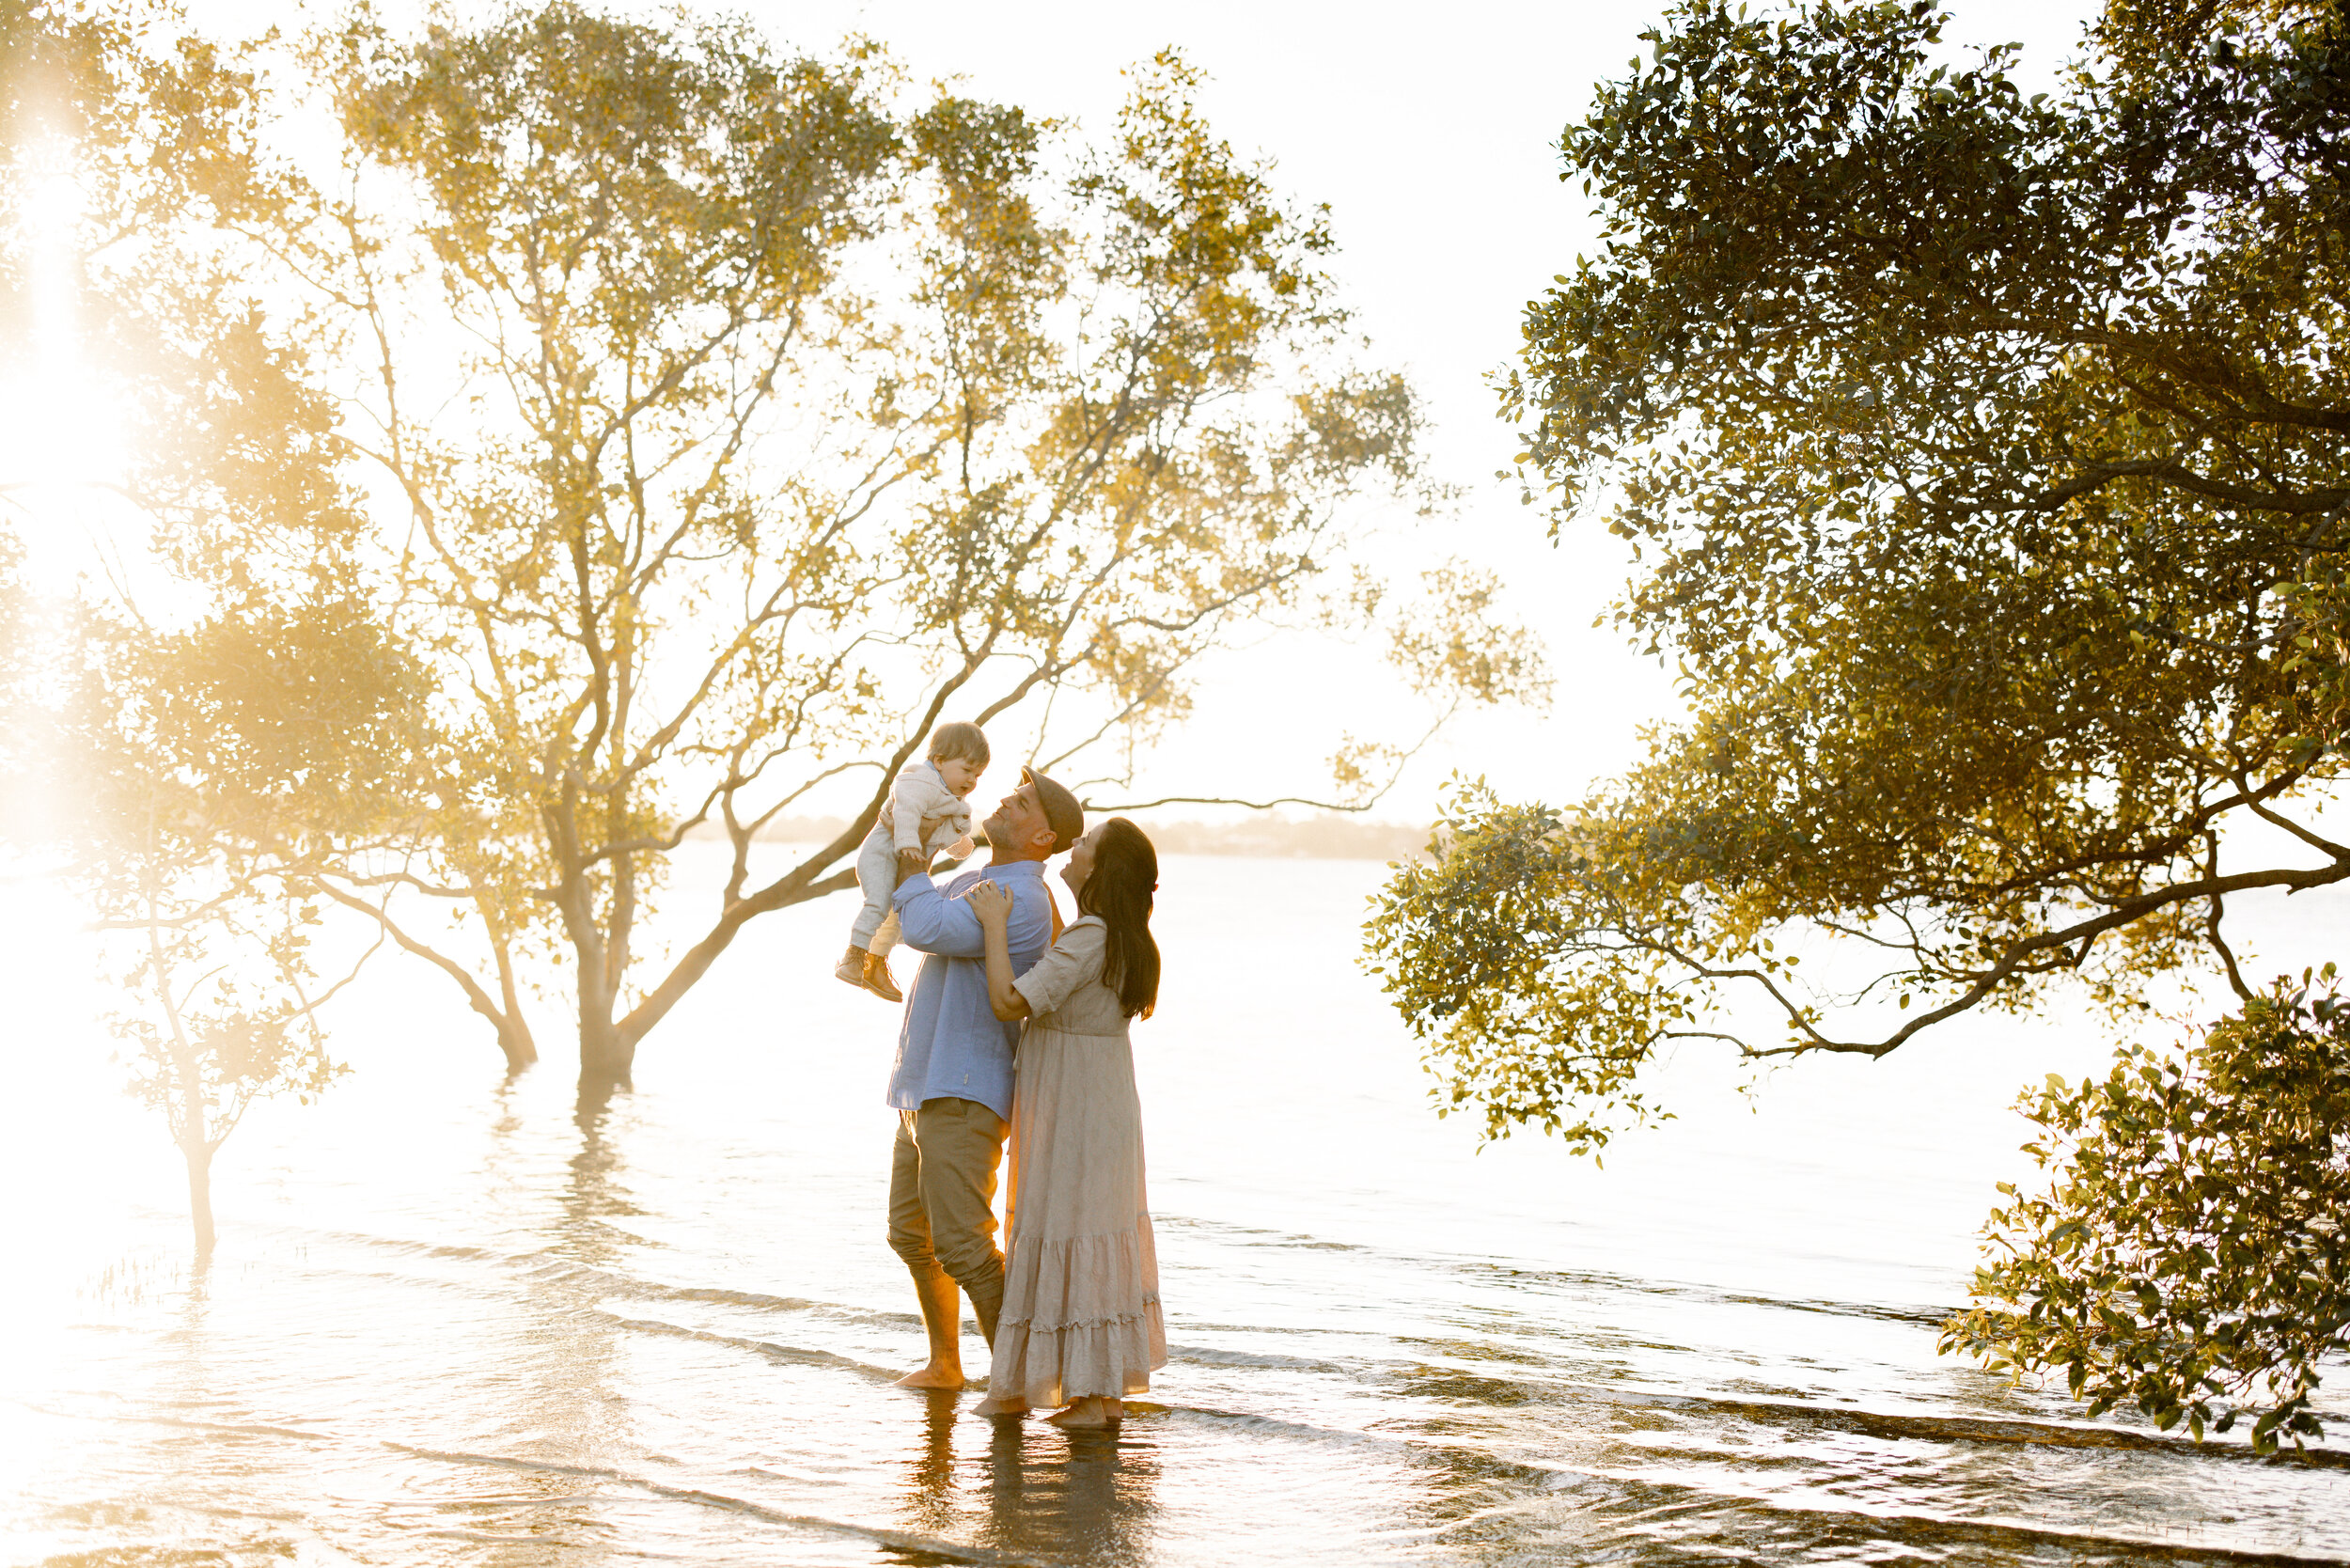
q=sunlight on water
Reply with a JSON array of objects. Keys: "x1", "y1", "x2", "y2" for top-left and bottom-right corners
[{"x1": 4, "y1": 848, "x2": 2348, "y2": 1565}]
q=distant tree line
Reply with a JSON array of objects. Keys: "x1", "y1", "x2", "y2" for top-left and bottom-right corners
[{"x1": 718, "y1": 811, "x2": 1434, "y2": 860}]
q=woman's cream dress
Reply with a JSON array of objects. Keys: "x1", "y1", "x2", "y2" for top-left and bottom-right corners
[{"x1": 987, "y1": 914, "x2": 1167, "y2": 1407}]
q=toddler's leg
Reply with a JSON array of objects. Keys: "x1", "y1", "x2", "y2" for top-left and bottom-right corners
[
  {"x1": 861, "y1": 909, "x2": 905, "y2": 1003},
  {"x1": 838, "y1": 834, "x2": 896, "y2": 985},
  {"x1": 849, "y1": 833, "x2": 900, "y2": 948},
  {"x1": 847, "y1": 893, "x2": 891, "y2": 954},
  {"x1": 855, "y1": 846, "x2": 907, "y2": 1006}
]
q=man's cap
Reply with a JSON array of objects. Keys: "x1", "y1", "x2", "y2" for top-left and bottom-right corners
[{"x1": 1022, "y1": 766, "x2": 1085, "y2": 855}]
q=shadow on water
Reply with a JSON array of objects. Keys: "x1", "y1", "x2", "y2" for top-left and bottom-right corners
[
  {"x1": 897, "y1": 1388, "x2": 964, "y2": 1541},
  {"x1": 960, "y1": 1415, "x2": 1161, "y2": 1566},
  {"x1": 558, "y1": 1083, "x2": 650, "y2": 1267},
  {"x1": 159, "y1": 1254, "x2": 212, "y2": 1425},
  {"x1": 575, "y1": 1069, "x2": 631, "y2": 1121},
  {"x1": 405, "y1": 1074, "x2": 649, "y2": 1546},
  {"x1": 885, "y1": 1359, "x2": 1162, "y2": 1560}
]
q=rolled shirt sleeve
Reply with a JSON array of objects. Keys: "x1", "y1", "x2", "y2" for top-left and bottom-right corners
[
  {"x1": 894, "y1": 866, "x2": 1052, "y2": 964},
  {"x1": 891, "y1": 871, "x2": 983, "y2": 957}
]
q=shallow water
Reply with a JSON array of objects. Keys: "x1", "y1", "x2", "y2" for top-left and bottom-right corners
[{"x1": 6, "y1": 848, "x2": 2349, "y2": 1566}]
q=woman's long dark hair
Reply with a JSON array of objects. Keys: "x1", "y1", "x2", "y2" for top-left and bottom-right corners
[{"x1": 1078, "y1": 817, "x2": 1160, "y2": 1020}]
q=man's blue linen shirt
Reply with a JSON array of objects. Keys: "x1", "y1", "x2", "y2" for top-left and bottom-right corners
[{"x1": 885, "y1": 859, "x2": 1051, "y2": 1122}]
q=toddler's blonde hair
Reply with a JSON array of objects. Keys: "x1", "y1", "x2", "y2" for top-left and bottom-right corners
[{"x1": 928, "y1": 721, "x2": 989, "y2": 766}]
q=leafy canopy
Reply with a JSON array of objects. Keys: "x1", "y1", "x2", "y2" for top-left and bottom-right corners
[
  {"x1": 34, "y1": 4, "x2": 1541, "y2": 1089},
  {"x1": 1369, "y1": 0, "x2": 2350, "y2": 1153},
  {"x1": 1943, "y1": 975, "x2": 2350, "y2": 1452},
  {"x1": 6, "y1": 0, "x2": 378, "y2": 1248}
]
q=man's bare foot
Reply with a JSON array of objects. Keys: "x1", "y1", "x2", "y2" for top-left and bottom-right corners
[
  {"x1": 971, "y1": 1393, "x2": 1028, "y2": 1417},
  {"x1": 863, "y1": 950, "x2": 903, "y2": 1002},
  {"x1": 1045, "y1": 1396, "x2": 1121, "y2": 1428},
  {"x1": 892, "y1": 1363, "x2": 965, "y2": 1389}
]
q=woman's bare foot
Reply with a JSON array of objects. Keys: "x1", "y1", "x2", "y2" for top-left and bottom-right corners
[
  {"x1": 1045, "y1": 1396, "x2": 1121, "y2": 1428},
  {"x1": 892, "y1": 1362, "x2": 965, "y2": 1389},
  {"x1": 971, "y1": 1393, "x2": 1028, "y2": 1417}
]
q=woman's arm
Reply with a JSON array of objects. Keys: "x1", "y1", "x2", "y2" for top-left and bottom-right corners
[{"x1": 963, "y1": 882, "x2": 1032, "y2": 1023}]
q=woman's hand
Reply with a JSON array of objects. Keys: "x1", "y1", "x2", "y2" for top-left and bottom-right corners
[
  {"x1": 964, "y1": 880, "x2": 1030, "y2": 1021},
  {"x1": 964, "y1": 880, "x2": 1013, "y2": 931}
]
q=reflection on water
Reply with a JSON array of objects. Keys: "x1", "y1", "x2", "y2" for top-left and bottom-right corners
[{"x1": 4, "y1": 849, "x2": 2349, "y2": 1566}]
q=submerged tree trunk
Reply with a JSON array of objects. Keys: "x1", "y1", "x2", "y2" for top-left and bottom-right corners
[
  {"x1": 568, "y1": 844, "x2": 641, "y2": 1093},
  {"x1": 490, "y1": 923, "x2": 539, "y2": 1075},
  {"x1": 578, "y1": 1018, "x2": 634, "y2": 1093},
  {"x1": 181, "y1": 1137, "x2": 215, "y2": 1258},
  {"x1": 312, "y1": 883, "x2": 541, "y2": 1074},
  {"x1": 164, "y1": 983, "x2": 217, "y2": 1256},
  {"x1": 572, "y1": 949, "x2": 633, "y2": 1090},
  {"x1": 494, "y1": 1012, "x2": 539, "y2": 1077}
]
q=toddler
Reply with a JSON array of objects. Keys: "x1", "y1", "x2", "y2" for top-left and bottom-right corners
[{"x1": 837, "y1": 721, "x2": 989, "y2": 1001}]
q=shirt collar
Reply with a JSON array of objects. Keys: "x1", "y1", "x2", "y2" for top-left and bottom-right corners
[{"x1": 985, "y1": 858, "x2": 1046, "y2": 881}]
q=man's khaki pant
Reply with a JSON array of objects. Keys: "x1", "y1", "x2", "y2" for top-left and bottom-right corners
[{"x1": 887, "y1": 1096, "x2": 1009, "y2": 1342}]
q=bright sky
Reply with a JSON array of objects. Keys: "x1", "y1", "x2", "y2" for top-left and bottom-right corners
[
  {"x1": 162, "y1": 0, "x2": 2108, "y2": 823},
  {"x1": 738, "y1": 0, "x2": 2111, "y2": 822}
]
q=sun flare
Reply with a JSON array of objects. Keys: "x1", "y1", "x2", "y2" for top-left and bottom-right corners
[{"x1": 4, "y1": 130, "x2": 131, "y2": 593}]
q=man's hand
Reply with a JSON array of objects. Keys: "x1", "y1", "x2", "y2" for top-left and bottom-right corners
[{"x1": 896, "y1": 848, "x2": 930, "y2": 883}]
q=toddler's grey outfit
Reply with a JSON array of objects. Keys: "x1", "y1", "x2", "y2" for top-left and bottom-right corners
[{"x1": 851, "y1": 760, "x2": 977, "y2": 958}]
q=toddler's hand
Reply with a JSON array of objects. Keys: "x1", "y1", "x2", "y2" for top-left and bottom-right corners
[{"x1": 947, "y1": 833, "x2": 975, "y2": 861}]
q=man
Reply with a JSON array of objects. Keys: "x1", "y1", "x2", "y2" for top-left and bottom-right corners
[{"x1": 884, "y1": 765, "x2": 1084, "y2": 1388}]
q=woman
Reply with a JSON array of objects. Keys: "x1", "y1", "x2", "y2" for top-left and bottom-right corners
[{"x1": 961, "y1": 817, "x2": 1166, "y2": 1427}]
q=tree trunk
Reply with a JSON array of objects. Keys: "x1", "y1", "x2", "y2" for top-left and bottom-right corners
[
  {"x1": 309, "y1": 883, "x2": 542, "y2": 1074},
  {"x1": 181, "y1": 1137, "x2": 215, "y2": 1258},
  {"x1": 490, "y1": 924, "x2": 539, "y2": 1074},
  {"x1": 577, "y1": 1011, "x2": 633, "y2": 1093},
  {"x1": 495, "y1": 1012, "x2": 539, "y2": 1075}
]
